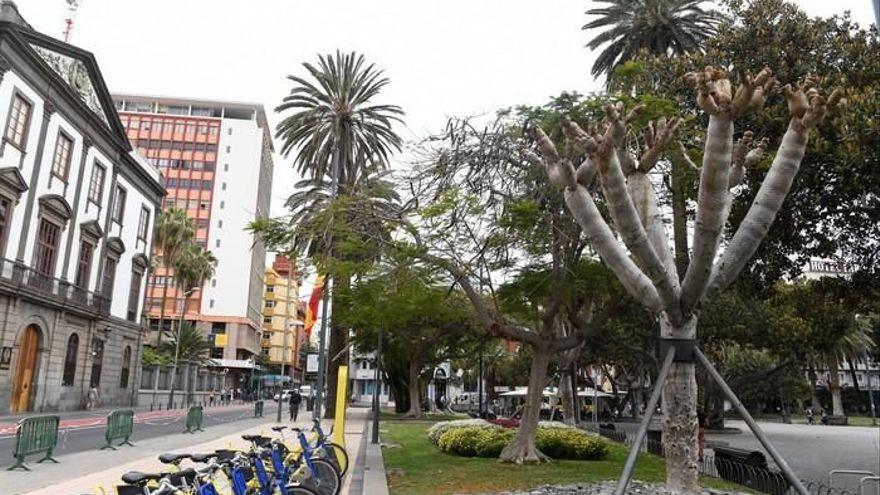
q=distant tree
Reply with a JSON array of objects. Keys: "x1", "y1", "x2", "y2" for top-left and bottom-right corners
[
  {"x1": 583, "y1": 0, "x2": 722, "y2": 79},
  {"x1": 162, "y1": 323, "x2": 212, "y2": 365},
  {"x1": 152, "y1": 208, "x2": 195, "y2": 347}
]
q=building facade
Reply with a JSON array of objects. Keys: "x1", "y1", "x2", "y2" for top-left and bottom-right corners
[
  {"x1": 0, "y1": 2, "x2": 164, "y2": 413},
  {"x1": 261, "y1": 255, "x2": 306, "y2": 380},
  {"x1": 111, "y1": 94, "x2": 273, "y2": 362}
]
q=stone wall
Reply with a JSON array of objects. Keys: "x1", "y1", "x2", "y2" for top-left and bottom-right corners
[{"x1": 0, "y1": 294, "x2": 144, "y2": 414}]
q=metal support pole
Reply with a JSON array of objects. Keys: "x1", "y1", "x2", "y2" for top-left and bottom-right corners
[
  {"x1": 864, "y1": 351, "x2": 877, "y2": 427},
  {"x1": 478, "y1": 347, "x2": 484, "y2": 417},
  {"x1": 694, "y1": 348, "x2": 808, "y2": 495},
  {"x1": 371, "y1": 328, "x2": 382, "y2": 444},
  {"x1": 313, "y1": 277, "x2": 331, "y2": 421},
  {"x1": 570, "y1": 362, "x2": 579, "y2": 424},
  {"x1": 615, "y1": 346, "x2": 676, "y2": 495}
]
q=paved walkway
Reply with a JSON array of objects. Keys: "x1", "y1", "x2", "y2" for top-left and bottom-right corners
[{"x1": 0, "y1": 406, "x2": 371, "y2": 495}]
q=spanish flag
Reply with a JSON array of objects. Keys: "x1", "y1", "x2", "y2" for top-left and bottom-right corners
[{"x1": 304, "y1": 275, "x2": 325, "y2": 337}]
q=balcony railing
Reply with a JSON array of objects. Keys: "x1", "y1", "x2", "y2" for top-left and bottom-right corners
[{"x1": 0, "y1": 258, "x2": 111, "y2": 315}]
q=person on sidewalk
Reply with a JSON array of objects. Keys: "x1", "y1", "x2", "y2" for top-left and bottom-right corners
[
  {"x1": 289, "y1": 388, "x2": 303, "y2": 421},
  {"x1": 85, "y1": 386, "x2": 100, "y2": 410}
]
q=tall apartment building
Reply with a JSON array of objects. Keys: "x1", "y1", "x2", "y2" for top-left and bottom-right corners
[
  {"x1": 111, "y1": 94, "x2": 273, "y2": 361},
  {"x1": 262, "y1": 255, "x2": 307, "y2": 380},
  {"x1": 0, "y1": 1, "x2": 163, "y2": 413}
]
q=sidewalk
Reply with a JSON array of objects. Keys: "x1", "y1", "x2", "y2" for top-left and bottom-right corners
[
  {"x1": 1, "y1": 406, "x2": 369, "y2": 495},
  {"x1": 346, "y1": 407, "x2": 390, "y2": 495}
]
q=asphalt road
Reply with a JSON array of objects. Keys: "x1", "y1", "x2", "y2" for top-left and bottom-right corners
[
  {"x1": 0, "y1": 402, "x2": 283, "y2": 468},
  {"x1": 612, "y1": 419, "x2": 880, "y2": 489}
]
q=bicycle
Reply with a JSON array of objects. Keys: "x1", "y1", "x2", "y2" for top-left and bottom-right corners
[
  {"x1": 307, "y1": 419, "x2": 349, "y2": 476},
  {"x1": 242, "y1": 432, "x2": 340, "y2": 495}
]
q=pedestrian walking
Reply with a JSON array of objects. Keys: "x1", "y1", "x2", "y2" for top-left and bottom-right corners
[
  {"x1": 86, "y1": 385, "x2": 100, "y2": 410},
  {"x1": 209, "y1": 389, "x2": 215, "y2": 407},
  {"x1": 805, "y1": 407, "x2": 814, "y2": 425},
  {"x1": 289, "y1": 388, "x2": 303, "y2": 422}
]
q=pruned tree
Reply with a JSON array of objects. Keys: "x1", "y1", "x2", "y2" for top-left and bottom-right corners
[
  {"x1": 403, "y1": 109, "x2": 621, "y2": 463},
  {"x1": 531, "y1": 68, "x2": 842, "y2": 492}
]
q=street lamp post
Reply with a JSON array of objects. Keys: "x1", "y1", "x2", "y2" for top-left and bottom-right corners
[
  {"x1": 167, "y1": 287, "x2": 197, "y2": 410},
  {"x1": 371, "y1": 328, "x2": 383, "y2": 444}
]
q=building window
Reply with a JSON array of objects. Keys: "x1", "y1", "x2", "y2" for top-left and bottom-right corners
[
  {"x1": 51, "y1": 132, "x2": 73, "y2": 181},
  {"x1": 4, "y1": 93, "x2": 32, "y2": 150},
  {"x1": 210, "y1": 299, "x2": 215, "y2": 308},
  {"x1": 119, "y1": 346, "x2": 131, "y2": 388},
  {"x1": 127, "y1": 269, "x2": 142, "y2": 321},
  {"x1": 88, "y1": 163, "x2": 106, "y2": 204},
  {"x1": 266, "y1": 285, "x2": 274, "y2": 293},
  {"x1": 112, "y1": 186, "x2": 126, "y2": 223},
  {"x1": 102, "y1": 256, "x2": 118, "y2": 297},
  {"x1": 220, "y1": 201, "x2": 225, "y2": 209},
  {"x1": 89, "y1": 338, "x2": 104, "y2": 388},
  {"x1": 61, "y1": 333, "x2": 79, "y2": 387},
  {"x1": 74, "y1": 239, "x2": 94, "y2": 288},
  {"x1": 211, "y1": 278, "x2": 216, "y2": 287},
  {"x1": 0, "y1": 195, "x2": 13, "y2": 255},
  {"x1": 263, "y1": 316, "x2": 272, "y2": 325},
  {"x1": 224, "y1": 164, "x2": 229, "y2": 172},
  {"x1": 265, "y1": 300, "x2": 275, "y2": 308},
  {"x1": 33, "y1": 218, "x2": 61, "y2": 276},
  {"x1": 226, "y1": 146, "x2": 231, "y2": 153},
  {"x1": 215, "y1": 239, "x2": 220, "y2": 248},
  {"x1": 221, "y1": 182, "x2": 227, "y2": 191},
  {"x1": 137, "y1": 206, "x2": 150, "y2": 242},
  {"x1": 217, "y1": 220, "x2": 223, "y2": 229}
]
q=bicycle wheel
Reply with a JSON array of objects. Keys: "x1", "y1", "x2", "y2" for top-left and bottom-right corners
[
  {"x1": 322, "y1": 442, "x2": 349, "y2": 477},
  {"x1": 288, "y1": 486, "x2": 319, "y2": 495},
  {"x1": 309, "y1": 458, "x2": 341, "y2": 495}
]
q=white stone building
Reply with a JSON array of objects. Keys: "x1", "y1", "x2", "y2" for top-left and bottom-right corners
[{"x1": 0, "y1": 1, "x2": 164, "y2": 413}]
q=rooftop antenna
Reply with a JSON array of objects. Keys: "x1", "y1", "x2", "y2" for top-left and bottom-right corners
[{"x1": 62, "y1": 0, "x2": 81, "y2": 43}]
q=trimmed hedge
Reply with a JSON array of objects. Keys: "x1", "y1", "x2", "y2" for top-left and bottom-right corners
[
  {"x1": 536, "y1": 426, "x2": 609, "y2": 460},
  {"x1": 427, "y1": 418, "x2": 498, "y2": 445},
  {"x1": 433, "y1": 422, "x2": 609, "y2": 460},
  {"x1": 437, "y1": 426, "x2": 515, "y2": 457}
]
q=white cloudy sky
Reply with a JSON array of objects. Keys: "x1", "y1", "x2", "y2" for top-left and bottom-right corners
[{"x1": 17, "y1": 0, "x2": 876, "y2": 217}]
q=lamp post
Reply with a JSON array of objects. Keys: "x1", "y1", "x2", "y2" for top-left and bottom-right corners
[{"x1": 167, "y1": 287, "x2": 197, "y2": 410}]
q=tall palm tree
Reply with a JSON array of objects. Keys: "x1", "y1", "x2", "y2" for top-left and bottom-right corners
[
  {"x1": 162, "y1": 323, "x2": 212, "y2": 365},
  {"x1": 274, "y1": 51, "x2": 404, "y2": 418},
  {"x1": 152, "y1": 208, "x2": 195, "y2": 347},
  {"x1": 275, "y1": 50, "x2": 404, "y2": 186},
  {"x1": 583, "y1": 0, "x2": 722, "y2": 79},
  {"x1": 817, "y1": 319, "x2": 876, "y2": 417}
]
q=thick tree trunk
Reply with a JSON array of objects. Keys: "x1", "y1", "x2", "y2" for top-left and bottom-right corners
[
  {"x1": 499, "y1": 344, "x2": 551, "y2": 463},
  {"x1": 660, "y1": 316, "x2": 700, "y2": 494},
  {"x1": 828, "y1": 360, "x2": 845, "y2": 416},
  {"x1": 323, "y1": 275, "x2": 350, "y2": 419},
  {"x1": 406, "y1": 359, "x2": 422, "y2": 417},
  {"x1": 559, "y1": 367, "x2": 576, "y2": 426},
  {"x1": 807, "y1": 365, "x2": 822, "y2": 412}
]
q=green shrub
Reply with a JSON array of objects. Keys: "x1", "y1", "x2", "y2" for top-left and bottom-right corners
[
  {"x1": 427, "y1": 419, "x2": 497, "y2": 445},
  {"x1": 437, "y1": 426, "x2": 514, "y2": 458},
  {"x1": 535, "y1": 427, "x2": 609, "y2": 460}
]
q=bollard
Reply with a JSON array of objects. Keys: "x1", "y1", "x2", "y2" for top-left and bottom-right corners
[
  {"x1": 184, "y1": 405, "x2": 204, "y2": 433},
  {"x1": 102, "y1": 409, "x2": 135, "y2": 450},
  {"x1": 7, "y1": 415, "x2": 60, "y2": 470},
  {"x1": 254, "y1": 400, "x2": 264, "y2": 418}
]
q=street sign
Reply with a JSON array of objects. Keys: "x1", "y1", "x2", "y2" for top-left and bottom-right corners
[{"x1": 306, "y1": 353, "x2": 319, "y2": 372}]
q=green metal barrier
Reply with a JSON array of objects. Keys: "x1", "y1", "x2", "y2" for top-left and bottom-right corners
[
  {"x1": 102, "y1": 409, "x2": 135, "y2": 450},
  {"x1": 254, "y1": 400, "x2": 264, "y2": 418},
  {"x1": 7, "y1": 415, "x2": 60, "y2": 471},
  {"x1": 184, "y1": 405, "x2": 204, "y2": 433}
]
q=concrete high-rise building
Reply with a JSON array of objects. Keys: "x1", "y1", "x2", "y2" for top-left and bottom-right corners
[
  {"x1": 261, "y1": 255, "x2": 306, "y2": 381},
  {"x1": 111, "y1": 94, "x2": 273, "y2": 362}
]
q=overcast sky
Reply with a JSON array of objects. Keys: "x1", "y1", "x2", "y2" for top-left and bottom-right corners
[{"x1": 17, "y1": 1, "x2": 876, "y2": 219}]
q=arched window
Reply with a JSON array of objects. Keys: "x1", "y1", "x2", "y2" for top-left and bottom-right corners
[
  {"x1": 89, "y1": 338, "x2": 104, "y2": 388},
  {"x1": 62, "y1": 334, "x2": 78, "y2": 386},
  {"x1": 119, "y1": 346, "x2": 131, "y2": 388}
]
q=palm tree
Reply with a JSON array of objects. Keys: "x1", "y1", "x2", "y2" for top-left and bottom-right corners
[
  {"x1": 274, "y1": 51, "x2": 404, "y2": 418},
  {"x1": 817, "y1": 319, "x2": 876, "y2": 417},
  {"x1": 152, "y1": 208, "x2": 195, "y2": 347},
  {"x1": 583, "y1": 0, "x2": 722, "y2": 79},
  {"x1": 162, "y1": 323, "x2": 212, "y2": 365},
  {"x1": 275, "y1": 50, "x2": 404, "y2": 187}
]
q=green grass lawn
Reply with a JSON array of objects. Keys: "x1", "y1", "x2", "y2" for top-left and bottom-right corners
[{"x1": 381, "y1": 421, "x2": 739, "y2": 495}]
